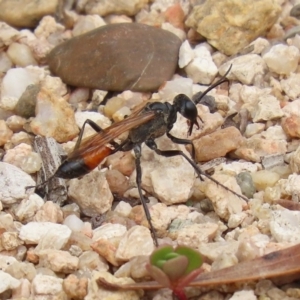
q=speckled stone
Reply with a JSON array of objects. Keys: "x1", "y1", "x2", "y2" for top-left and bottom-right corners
[
  {"x1": 0, "y1": 0, "x2": 59, "y2": 28},
  {"x1": 186, "y1": 0, "x2": 281, "y2": 55},
  {"x1": 48, "y1": 23, "x2": 181, "y2": 92}
]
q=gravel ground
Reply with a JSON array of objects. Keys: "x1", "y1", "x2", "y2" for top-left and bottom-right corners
[{"x1": 1, "y1": 0, "x2": 300, "y2": 299}]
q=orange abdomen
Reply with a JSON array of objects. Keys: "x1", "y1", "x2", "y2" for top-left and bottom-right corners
[
  {"x1": 55, "y1": 146, "x2": 113, "y2": 179},
  {"x1": 83, "y1": 146, "x2": 113, "y2": 170}
]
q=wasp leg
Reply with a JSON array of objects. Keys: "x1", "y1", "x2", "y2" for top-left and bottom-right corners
[
  {"x1": 133, "y1": 144, "x2": 159, "y2": 247},
  {"x1": 145, "y1": 139, "x2": 248, "y2": 202},
  {"x1": 74, "y1": 119, "x2": 120, "y2": 152},
  {"x1": 167, "y1": 132, "x2": 196, "y2": 159},
  {"x1": 27, "y1": 119, "x2": 119, "y2": 191}
]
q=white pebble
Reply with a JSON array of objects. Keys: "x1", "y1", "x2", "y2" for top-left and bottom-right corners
[
  {"x1": 228, "y1": 290, "x2": 257, "y2": 300},
  {"x1": 0, "y1": 22, "x2": 20, "y2": 46},
  {"x1": 35, "y1": 225, "x2": 72, "y2": 251},
  {"x1": 31, "y1": 274, "x2": 63, "y2": 295},
  {"x1": 3, "y1": 143, "x2": 42, "y2": 174},
  {"x1": 19, "y1": 222, "x2": 71, "y2": 245},
  {"x1": 249, "y1": 37, "x2": 270, "y2": 54},
  {"x1": 10, "y1": 132, "x2": 32, "y2": 147},
  {"x1": 253, "y1": 95, "x2": 283, "y2": 122},
  {"x1": 34, "y1": 16, "x2": 64, "y2": 40},
  {"x1": 245, "y1": 123, "x2": 265, "y2": 138},
  {"x1": 0, "y1": 52, "x2": 12, "y2": 74},
  {"x1": 0, "y1": 254, "x2": 17, "y2": 271},
  {"x1": 11, "y1": 278, "x2": 31, "y2": 299},
  {"x1": 38, "y1": 249, "x2": 79, "y2": 273},
  {"x1": 281, "y1": 73, "x2": 300, "y2": 100},
  {"x1": 14, "y1": 193, "x2": 44, "y2": 222},
  {"x1": 158, "y1": 76, "x2": 193, "y2": 101},
  {"x1": 185, "y1": 45, "x2": 218, "y2": 84},
  {"x1": 112, "y1": 106, "x2": 131, "y2": 122},
  {"x1": 220, "y1": 54, "x2": 267, "y2": 85},
  {"x1": 68, "y1": 170, "x2": 113, "y2": 216},
  {"x1": 161, "y1": 22, "x2": 186, "y2": 41},
  {"x1": 178, "y1": 40, "x2": 194, "y2": 68},
  {"x1": 282, "y1": 174, "x2": 300, "y2": 196},
  {"x1": 115, "y1": 226, "x2": 154, "y2": 260},
  {"x1": 0, "y1": 270, "x2": 20, "y2": 293},
  {"x1": 282, "y1": 99, "x2": 300, "y2": 118},
  {"x1": 75, "y1": 111, "x2": 111, "y2": 139},
  {"x1": 1, "y1": 67, "x2": 45, "y2": 110},
  {"x1": 113, "y1": 201, "x2": 132, "y2": 217},
  {"x1": 69, "y1": 88, "x2": 90, "y2": 106},
  {"x1": 263, "y1": 44, "x2": 299, "y2": 75},
  {"x1": 228, "y1": 212, "x2": 247, "y2": 228},
  {"x1": 0, "y1": 162, "x2": 35, "y2": 206},
  {"x1": 7, "y1": 42, "x2": 38, "y2": 67},
  {"x1": 63, "y1": 214, "x2": 84, "y2": 232},
  {"x1": 251, "y1": 170, "x2": 280, "y2": 191},
  {"x1": 93, "y1": 223, "x2": 127, "y2": 242},
  {"x1": 270, "y1": 209, "x2": 300, "y2": 243},
  {"x1": 73, "y1": 15, "x2": 106, "y2": 36},
  {"x1": 261, "y1": 125, "x2": 287, "y2": 140}
]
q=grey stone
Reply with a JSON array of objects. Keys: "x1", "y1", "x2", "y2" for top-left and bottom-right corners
[
  {"x1": 236, "y1": 172, "x2": 256, "y2": 199},
  {"x1": 14, "y1": 84, "x2": 40, "y2": 118},
  {"x1": 48, "y1": 23, "x2": 181, "y2": 92}
]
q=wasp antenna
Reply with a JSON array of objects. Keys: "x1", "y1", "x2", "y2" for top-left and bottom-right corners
[
  {"x1": 223, "y1": 64, "x2": 233, "y2": 77},
  {"x1": 194, "y1": 64, "x2": 232, "y2": 105}
]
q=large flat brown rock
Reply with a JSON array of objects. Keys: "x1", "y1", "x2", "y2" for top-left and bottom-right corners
[{"x1": 48, "y1": 23, "x2": 181, "y2": 92}]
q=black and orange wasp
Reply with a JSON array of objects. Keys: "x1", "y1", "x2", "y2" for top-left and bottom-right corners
[{"x1": 28, "y1": 66, "x2": 247, "y2": 246}]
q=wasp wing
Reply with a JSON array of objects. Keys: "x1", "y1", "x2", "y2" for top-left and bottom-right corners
[{"x1": 68, "y1": 110, "x2": 157, "y2": 159}]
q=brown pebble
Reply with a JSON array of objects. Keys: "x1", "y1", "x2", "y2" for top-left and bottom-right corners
[
  {"x1": 276, "y1": 199, "x2": 300, "y2": 211},
  {"x1": 105, "y1": 169, "x2": 129, "y2": 195},
  {"x1": 282, "y1": 115, "x2": 300, "y2": 138},
  {"x1": 128, "y1": 205, "x2": 149, "y2": 228},
  {"x1": 91, "y1": 239, "x2": 120, "y2": 266},
  {"x1": 194, "y1": 126, "x2": 243, "y2": 162},
  {"x1": 26, "y1": 249, "x2": 39, "y2": 264},
  {"x1": 105, "y1": 151, "x2": 135, "y2": 177},
  {"x1": 48, "y1": 23, "x2": 181, "y2": 92},
  {"x1": 63, "y1": 274, "x2": 88, "y2": 299}
]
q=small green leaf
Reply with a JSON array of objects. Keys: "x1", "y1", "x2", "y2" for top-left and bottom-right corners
[
  {"x1": 149, "y1": 244, "x2": 203, "y2": 286},
  {"x1": 174, "y1": 245, "x2": 203, "y2": 275},
  {"x1": 150, "y1": 245, "x2": 173, "y2": 268},
  {"x1": 165, "y1": 252, "x2": 180, "y2": 260},
  {"x1": 155, "y1": 259, "x2": 166, "y2": 269}
]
